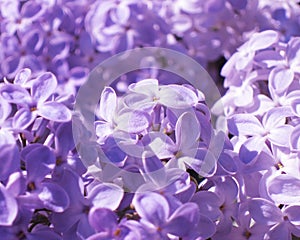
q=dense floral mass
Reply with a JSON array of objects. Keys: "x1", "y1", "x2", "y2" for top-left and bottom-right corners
[{"x1": 1, "y1": 0, "x2": 300, "y2": 239}]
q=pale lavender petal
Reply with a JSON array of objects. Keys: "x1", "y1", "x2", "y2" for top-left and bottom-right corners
[
  {"x1": 191, "y1": 191, "x2": 222, "y2": 221},
  {"x1": 94, "y1": 120, "x2": 113, "y2": 143},
  {"x1": 133, "y1": 192, "x2": 169, "y2": 227},
  {"x1": 38, "y1": 182, "x2": 70, "y2": 212},
  {"x1": 14, "y1": 68, "x2": 32, "y2": 87},
  {"x1": 175, "y1": 112, "x2": 200, "y2": 150},
  {"x1": 239, "y1": 136, "x2": 266, "y2": 164},
  {"x1": 195, "y1": 214, "x2": 216, "y2": 239},
  {"x1": 12, "y1": 108, "x2": 36, "y2": 129},
  {"x1": 291, "y1": 98, "x2": 300, "y2": 117},
  {"x1": 284, "y1": 205, "x2": 300, "y2": 225},
  {"x1": 89, "y1": 183, "x2": 124, "y2": 210},
  {"x1": 0, "y1": 183, "x2": 18, "y2": 226},
  {"x1": 37, "y1": 101, "x2": 72, "y2": 122},
  {"x1": 268, "y1": 175, "x2": 300, "y2": 204},
  {"x1": 227, "y1": 114, "x2": 264, "y2": 136},
  {"x1": 269, "y1": 67, "x2": 294, "y2": 95},
  {"x1": 268, "y1": 125, "x2": 293, "y2": 147},
  {"x1": 290, "y1": 125, "x2": 300, "y2": 151},
  {"x1": 254, "y1": 50, "x2": 284, "y2": 68},
  {"x1": 249, "y1": 30, "x2": 279, "y2": 51},
  {"x1": 268, "y1": 222, "x2": 290, "y2": 240},
  {"x1": 0, "y1": 84, "x2": 31, "y2": 104},
  {"x1": 123, "y1": 93, "x2": 154, "y2": 111},
  {"x1": 99, "y1": 86, "x2": 117, "y2": 122},
  {"x1": 159, "y1": 85, "x2": 198, "y2": 109},
  {"x1": 165, "y1": 202, "x2": 199, "y2": 237},
  {"x1": 127, "y1": 79, "x2": 159, "y2": 95},
  {"x1": 116, "y1": 109, "x2": 150, "y2": 133},
  {"x1": 287, "y1": 38, "x2": 300, "y2": 71},
  {"x1": 0, "y1": 98, "x2": 11, "y2": 123},
  {"x1": 88, "y1": 208, "x2": 118, "y2": 233},
  {"x1": 262, "y1": 107, "x2": 291, "y2": 130},
  {"x1": 31, "y1": 72, "x2": 57, "y2": 104},
  {"x1": 0, "y1": 144, "x2": 19, "y2": 181},
  {"x1": 249, "y1": 198, "x2": 283, "y2": 225}
]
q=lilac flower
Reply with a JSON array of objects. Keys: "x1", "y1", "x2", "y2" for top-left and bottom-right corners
[
  {"x1": 87, "y1": 208, "x2": 146, "y2": 240},
  {"x1": 0, "y1": 71, "x2": 72, "y2": 129},
  {"x1": 95, "y1": 86, "x2": 151, "y2": 143},
  {"x1": 249, "y1": 198, "x2": 300, "y2": 240},
  {"x1": 123, "y1": 79, "x2": 199, "y2": 110},
  {"x1": 52, "y1": 169, "x2": 124, "y2": 239},
  {"x1": 228, "y1": 108, "x2": 294, "y2": 164},
  {"x1": 133, "y1": 191, "x2": 199, "y2": 239}
]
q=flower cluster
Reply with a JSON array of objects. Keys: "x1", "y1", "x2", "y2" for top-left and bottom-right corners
[{"x1": 1, "y1": 0, "x2": 300, "y2": 92}]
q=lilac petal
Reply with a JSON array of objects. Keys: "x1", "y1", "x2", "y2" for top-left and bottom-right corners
[
  {"x1": 262, "y1": 107, "x2": 291, "y2": 130},
  {"x1": 215, "y1": 176, "x2": 239, "y2": 203},
  {"x1": 116, "y1": 109, "x2": 150, "y2": 133},
  {"x1": 268, "y1": 175, "x2": 300, "y2": 204},
  {"x1": 254, "y1": 50, "x2": 284, "y2": 68},
  {"x1": 159, "y1": 85, "x2": 198, "y2": 108},
  {"x1": 233, "y1": 84, "x2": 254, "y2": 107},
  {"x1": 99, "y1": 87, "x2": 117, "y2": 122},
  {"x1": 268, "y1": 222, "x2": 290, "y2": 240},
  {"x1": 38, "y1": 182, "x2": 70, "y2": 212},
  {"x1": 133, "y1": 192, "x2": 169, "y2": 227},
  {"x1": 31, "y1": 72, "x2": 57, "y2": 104},
  {"x1": 14, "y1": 68, "x2": 32, "y2": 86},
  {"x1": 175, "y1": 112, "x2": 200, "y2": 150},
  {"x1": 12, "y1": 108, "x2": 36, "y2": 129},
  {"x1": 269, "y1": 67, "x2": 294, "y2": 95},
  {"x1": 165, "y1": 202, "x2": 199, "y2": 237},
  {"x1": 113, "y1": 4, "x2": 130, "y2": 24},
  {"x1": 123, "y1": 93, "x2": 155, "y2": 111},
  {"x1": 0, "y1": 84, "x2": 31, "y2": 104},
  {"x1": 89, "y1": 183, "x2": 124, "y2": 210},
  {"x1": 0, "y1": 98, "x2": 11, "y2": 123},
  {"x1": 0, "y1": 144, "x2": 19, "y2": 181},
  {"x1": 239, "y1": 136, "x2": 266, "y2": 164},
  {"x1": 24, "y1": 144, "x2": 56, "y2": 182},
  {"x1": 128, "y1": 79, "x2": 159, "y2": 95},
  {"x1": 95, "y1": 120, "x2": 113, "y2": 143},
  {"x1": 77, "y1": 216, "x2": 95, "y2": 239},
  {"x1": 53, "y1": 169, "x2": 85, "y2": 205},
  {"x1": 249, "y1": 30, "x2": 279, "y2": 51},
  {"x1": 183, "y1": 149, "x2": 217, "y2": 176},
  {"x1": 55, "y1": 122, "x2": 75, "y2": 158},
  {"x1": 268, "y1": 125, "x2": 293, "y2": 147},
  {"x1": 290, "y1": 125, "x2": 300, "y2": 151},
  {"x1": 143, "y1": 132, "x2": 175, "y2": 159},
  {"x1": 0, "y1": 183, "x2": 18, "y2": 226},
  {"x1": 88, "y1": 208, "x2": 118, "y2": 233},
  {"x1": 218, "y1": 152, "x2": 237, "y2": 174},
  {"x1": 37, "y1": 101, "x2": 72, "y2": 122},
  {"x1": 191, "y1": 191, "x2": 222, "y2": 221},
  {"x1": 284, "y1": 205, "x2": 300, "y2": 225},
  {"x1": 227, "y1": 114, "x2": 264, "y2": 136},
  {"x1": 287, "y1": 38, "x2": 300, "y2": 71},
  {"x1": 142, "y1": 153, "x2": 166, "y2": 186},
  {"x1": 291, "y1": 98, "x2": 300, "y2": 117},
  {"x1": 196, "y1": 214, "x2": 216, "y2": 239},
  {"x1": 249, "y1": 198, "x2": 283, "y2": 225},
  {"x1": 6, "y1": 172, "x2": 26, "y2": 197}
]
